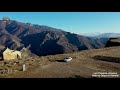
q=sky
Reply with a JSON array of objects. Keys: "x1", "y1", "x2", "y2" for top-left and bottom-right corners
[{"x1": 0, "y1": 12, "x2": 120, "y2": 34}]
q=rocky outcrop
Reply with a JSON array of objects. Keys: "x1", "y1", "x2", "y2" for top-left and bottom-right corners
[{"x1": 105, "y1": 38, "x2": 120, "y2": 47}]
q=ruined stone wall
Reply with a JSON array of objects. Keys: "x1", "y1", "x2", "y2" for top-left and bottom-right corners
[
  {"x1": 3, "y1": 52, "x2": 17, "y2": 61},
  {"x1": 2, "y1": 48, "x2": 22, "y2": 61}
]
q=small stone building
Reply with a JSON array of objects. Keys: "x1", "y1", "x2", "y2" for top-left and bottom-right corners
[
  {"x1": 3, "y1": 48, "x2": 21, "y2": 61},
  {"x1": 2, "y1": 17, "x2": 10, "y2": 22}
]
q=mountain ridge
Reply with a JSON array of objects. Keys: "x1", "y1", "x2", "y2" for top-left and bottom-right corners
[
  {"x1": 0, "y1": 20, "x2": 108, "y2": 56},
  {"x1": 83, "y1": 32, "x2": 120, "y2": 38}
]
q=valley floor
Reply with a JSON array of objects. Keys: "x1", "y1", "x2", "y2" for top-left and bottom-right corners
[{"x1": 0, "y1": 46, "x2": 120, "y2": 78}]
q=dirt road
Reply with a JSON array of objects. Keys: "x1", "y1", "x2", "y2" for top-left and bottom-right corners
[{"x1": 1, "y1": 46, "x2": 120, "y2": 78}]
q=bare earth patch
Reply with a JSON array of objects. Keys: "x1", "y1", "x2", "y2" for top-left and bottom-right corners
[{"x1": 0, "y1": 46, "x2": 120, "y2": 78}]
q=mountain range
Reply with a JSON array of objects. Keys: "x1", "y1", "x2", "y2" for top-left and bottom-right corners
[
  {"x1": 83, "y1": 32, "x2": 120, "y2": 38},
  {"x1": 0, "y1": 20, "x2": 109, "y2": 56}
]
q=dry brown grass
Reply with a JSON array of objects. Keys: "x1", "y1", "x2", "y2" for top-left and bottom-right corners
[{"x1": 0, "y1": 46, "x2": 120, "y2": 78}]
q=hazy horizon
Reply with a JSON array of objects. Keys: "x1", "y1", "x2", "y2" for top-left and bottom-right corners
[{"x1": 0, "y1": 12, "x2": 120, "y2": 34}]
